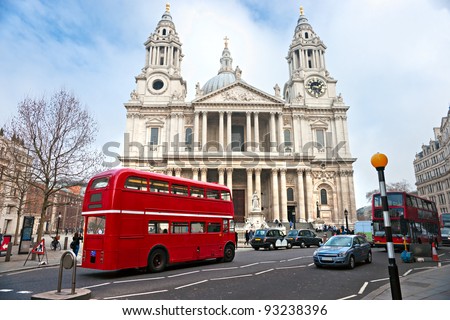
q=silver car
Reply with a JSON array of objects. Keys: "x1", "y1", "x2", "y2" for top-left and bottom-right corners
[{"x1": 313, "y1": 235, "x2": 372, "y2": 269}]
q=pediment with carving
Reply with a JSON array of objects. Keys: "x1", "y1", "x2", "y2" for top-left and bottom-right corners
[{"x1": 194, "y1": 82, "x2": 284, "y2": 105}]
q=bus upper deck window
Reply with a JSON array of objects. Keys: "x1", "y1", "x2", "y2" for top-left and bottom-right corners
[
  {"x1": 221, "y1": 191, "x2": 231, "y2": 201},
  {"x1": 207, "y1": 189, "x2": 220, "y2": 199},
  {"x1": 91, "y1": 177, "x2": 109, "y2": 189},
  {"x1": 125, "y1": 176, "x2": 148, "y2": 191}
]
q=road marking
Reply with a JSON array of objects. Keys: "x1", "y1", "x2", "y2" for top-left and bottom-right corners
[
  {"x1": 307, "y1": 263, "x2": 315, "y2": 267},
  {"x1": 370, "y1": 277, "x2": 389, "y2": 283},
  {"x1": 114, "y1": 277, "x2": 165, "y2": 284},
  {"x1": 403, "y1": 269, "x2": 413, "y2": 276},
  {"x1": 175, "y1": 280, "x2": 208, "y2": 290},
  {"x1": 260, "y1": 260, "x2": 276, "y2": 264},
  {"x1": 240, "y1": 263, "x2": 259, "y2": 268},
  {"x1": 0, "y1": 289, "x2": 13, "y2": 292},
  {"x1": 338, "y1": 294, "x2": 357, "y2": 300},
  {"x1": 210, "y1": 274, "x2": 253, "y2": 281},
  {"x1": 83, "y1": 282, "x2": 111, "y2": 289},
  {"x1": 277, "y1": 265, "x2": 307, "y2": 270},
  {"x1": 358, "y1": 282, "x2": 368, "y2": 295},
  {"x1": 103, "y1": 289, "x2": 168, "y2": 300},
  {"x1": 168, "y1": 270, "x2": 199, "y2": 278},
  {"x1": 202, "y1": 266, "x2": 238, "y2": 272},
  {"x1": 287, "y1": 256, "x2": 311, "y2": 261},
  {"x1": 255, "y1": 268, "x2": 274, "y2": 275},
  {"x1": 17, "y1": 291, "x2": 33, "y2": 294}
]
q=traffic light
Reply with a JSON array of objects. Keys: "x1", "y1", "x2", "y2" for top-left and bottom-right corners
[{"x1": 400, "y1": 215, "x2": 408, "y2": 236}]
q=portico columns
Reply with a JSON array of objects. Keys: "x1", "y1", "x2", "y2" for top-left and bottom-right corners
[
  {"x1": 296, "y1": 168, "x2": 306, "y2": 222},
  {"x1": 227, "y1": 112, "x2": 232, "y2": 151},
  {"x1": 202, "y1": 111, "x2": 208, "y2": 151},
  {"x1": 246, "y1": 168, "x2": 253, "y2": 214},
  {"x1": 201, "y1": 167, "x2": 207, "y2": 182},
  {"x1": 226, "y1": 168, "x2": 233, "y2": 195},
  {"x1": 218, "y1": 167, "x2": 225, "y2": 185},
  {"x1": 254, "y1": 112, "x2": 260, "y2": 152},
  {"x1": 192, "y1": 167, "x2": 199, "y2": 181},
  {"x1": 219, "y1": 111, "x2": 224, "y2": 151},
  {"x1": 194, "y1": 111, "x2": 200, "y2": 151}
]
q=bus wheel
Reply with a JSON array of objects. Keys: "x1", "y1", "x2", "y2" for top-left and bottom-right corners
[
  {"x1": 223, "y1": 244, "x2": 235, "y2": 263},
  {"x1": 147, "y1": 248, "x2": 167, "y2": 273}
]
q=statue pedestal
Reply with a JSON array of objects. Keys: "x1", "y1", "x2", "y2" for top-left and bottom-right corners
[{"x1": 245, "y1": 210, "x2": 268, "y2": 230}]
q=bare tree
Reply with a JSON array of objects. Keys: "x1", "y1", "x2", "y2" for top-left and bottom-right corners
[
  {"x1": 5, "y1": 89, "x2": 103, "y2": 244},
  {"x1": 365, "y1": 179, "x2": 413, "y2": 203}
]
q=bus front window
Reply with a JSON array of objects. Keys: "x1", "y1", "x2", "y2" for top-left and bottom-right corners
[{"x1": 87, "y1": 216, "x2": 106, "y2": 234}]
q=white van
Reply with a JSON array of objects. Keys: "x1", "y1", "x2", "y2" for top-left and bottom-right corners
[{"x1": 354, "y1": 221, "x2": 373, "y2": 245}]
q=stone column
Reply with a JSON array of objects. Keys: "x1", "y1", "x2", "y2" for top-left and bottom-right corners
[
  {"x1": 270, "y1": 112, "x2": 276, "y2": 152},
  {"x1": 174, "y1": 167, "x2": 181, "y2": 177},
  {"x1": 277, "y1": 112, "x2": 284, "y2": 151},
  {"x1": 219, "y1": 111, "x2": 224, "y2": 151},
  {"x1": 192, "y1": 167, "x2": 199, "y2": 181},
  {"x1": 200, "y1": 167, "x2": 208, "y2": 182},
  {"x1": 227, "y1": 112, "x2": 232, "y2": 151},
  {"x1": 296, "y1": 168, "x2": 306, "y2": 222},
  {"x1": 226, "y1": 168, "x2": 233, "y2": 195},
  {"x1": 246, "y1": 111, "x2": 252, "y2": 151},
  {"x1": 305, "y1": 169, "x2": 313, "y2": 222},
  {"x1": 280, "y1": 168, "x2": 288, "y2": 222},
  {"x1": 194, "y1": 111, "x2": 200, "y2": 151},
  {"x1": 254, "y1": 168, "x2": 261, "y2": 202},
  {"x1": 166, "y1": 167, "x2": 173, "y2": 176},
  {"x1": 254, "y1": 112, "x2": 259, "y2": 152},
  {"x1": 271, "y1": 168, "x2": 280, "y2": 221},
  {"x1": 246, "y1": 168, "x2": 253, "y2": 216},
  {"x1": 202, "y1": 111, "x2": 208, "y2": 151},
  {"x1": 218, "y1": 167, "x2": 225, "y2": 185}
]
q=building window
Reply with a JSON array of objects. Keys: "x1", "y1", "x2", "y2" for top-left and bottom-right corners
[
  {"x1": 185, "y1": 128, "x2": 193, "y2": 146},
  {"x1": 316, "y1": 129, "x2": 325, "y2": 148},
  {"x1": 150, "y1": 128, "x2": 159, "y2": 145},
  {"x1": 284, "y1": 130, "x2": 292, "y2": 148},
  {"x1": 287, "y1": 188, "x2": 294, "y2": 201},
  {"x1": 320, "y1": 189, "x2": 328, "y2": 205}
]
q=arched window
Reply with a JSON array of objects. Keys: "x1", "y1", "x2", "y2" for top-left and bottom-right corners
[
  {"x1": 320, "y1": 189, "x2": 328, "y2": 205},
  {"x1": 287, "y1": 188, "x2": 294, "y2": 201}
]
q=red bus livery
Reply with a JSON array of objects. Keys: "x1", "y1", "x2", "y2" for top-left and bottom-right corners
[
  {"x1": 81, "y1": 168, "x2": 236, "y2": 272},
  {"x1": 372, "y1": 192, "x2": 441, "y2": 250}
]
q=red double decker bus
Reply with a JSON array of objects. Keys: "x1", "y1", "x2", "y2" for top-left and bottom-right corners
[
  {"x1": 81, "y1": 168, "x2": 236, "y2": 272},
  {"x1": 372, "y1": 191, "x2": 441, "y2": 250}
]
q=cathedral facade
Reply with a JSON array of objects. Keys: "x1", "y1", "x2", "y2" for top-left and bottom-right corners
[{"x1": 121, "y1": 4, "x2": 357, "y2": 226}]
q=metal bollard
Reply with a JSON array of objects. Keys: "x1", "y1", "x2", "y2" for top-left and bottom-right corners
[
  {"x1": 57, "y1": 251, "x2": 77, "y2": 295},
  {"x1": 5, "y1": 242, "x2": 13, "y2": 262}
]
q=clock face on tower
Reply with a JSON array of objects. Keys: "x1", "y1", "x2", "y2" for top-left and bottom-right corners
[{"x1": 306, "y1": 77, "x2": 327, "y2": 97}]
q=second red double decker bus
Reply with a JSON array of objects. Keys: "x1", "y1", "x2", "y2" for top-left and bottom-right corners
[
  {"x1": 372, "y1": 191, "x2": 441, "y2": 250},
  {"x1": 81, "y1": 168, "x2": 236, "y2": 272}
]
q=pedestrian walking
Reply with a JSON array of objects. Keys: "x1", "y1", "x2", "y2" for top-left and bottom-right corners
[
  {"x1": 70, "y1": 232, "x2": 83, "y2": 257},
  {"x1": 245, "y1": 230, "x2": 250, "y2": 245}
]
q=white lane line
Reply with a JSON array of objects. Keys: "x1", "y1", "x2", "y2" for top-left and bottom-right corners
[
  {"x1": 287, "y1": 256, "x2": 308, "y2": 261},
  {"x1": 277, "y1": 265, "x2": 307, "y2": 270},
  {"x1": 0, "y1": 289, "x2": 13, "y2": 292},
  {"x1": 370, "y1": 277, "x2": 389, "y2": 283},
  {"x1": 103, "y1": 289, "x2": 168, "y2": 300},
  {"x1": 202, "y1": 267, "x2": 238, "y2": 272},
  {"x1": 339, "y1": 294, "x2": 357, "y2": 300},
  {"x1": 83, "y1": 282, "x2": 112, "y2": 289},
  {"x1": 17, "y1": 291, "x2": 33, "y2": 294},
  {"x1": 175, "y1": 280, "x2": 208, "y2": 290},
  {"x1": 255, "y1": 268, "x2": 274, "y2": 275},
  {"x1": 240, "y1": 263, "x2": 259, "y2": 268},
  {"x1": 260, "y1": 261, "x2": 276, "y2": 264},
  {"x1": 307, "y1": 263, "x2": 315, "y2": 267},
  {"x1": 358, "y1": 282, "x2": 368, "y2": 295},
  {"x1": 168, "y1": 270, "x2": 200, "y2": 278},
  {"x1": 403, "y1": 269, "x2": 413, "y2": 277},
  {"x1": 113, "y1": 277, "x2": 165, "y2": 284},
  {"x1": 210, "y1": 274, "x2": 253, "y2": 281}
]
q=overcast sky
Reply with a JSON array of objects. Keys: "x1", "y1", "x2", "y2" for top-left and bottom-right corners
[{"x1": 1, "y1": 0, "x2": 450, "y2": 209}]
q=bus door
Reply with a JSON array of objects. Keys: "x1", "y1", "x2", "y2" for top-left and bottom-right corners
[{"x1": 190, "y1": 221, "x2": 210, "y2": 260}]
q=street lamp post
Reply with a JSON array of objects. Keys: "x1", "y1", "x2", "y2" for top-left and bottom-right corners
[
  {"x1": 344, "y1": 209, "x2": 349, "y2": 233},
  {"x1": 56, "y1": 213, "x2": 62, "y2": 238},
  {"x1": 371, "y1": 152, "x2": 402, "y2": 300}
]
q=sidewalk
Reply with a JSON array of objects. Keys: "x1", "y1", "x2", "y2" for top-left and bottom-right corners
[
  {"x1": 0, "y1": 233, "x2": 82, "y2": 273},
  {"x1": 2, "y1": 237, "x2": 449, "y2": 300}
]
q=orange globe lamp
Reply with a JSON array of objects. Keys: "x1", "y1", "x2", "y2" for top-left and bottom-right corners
[{"x1": 371, "y1": 152, "x2": 388, "y2": 169}]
